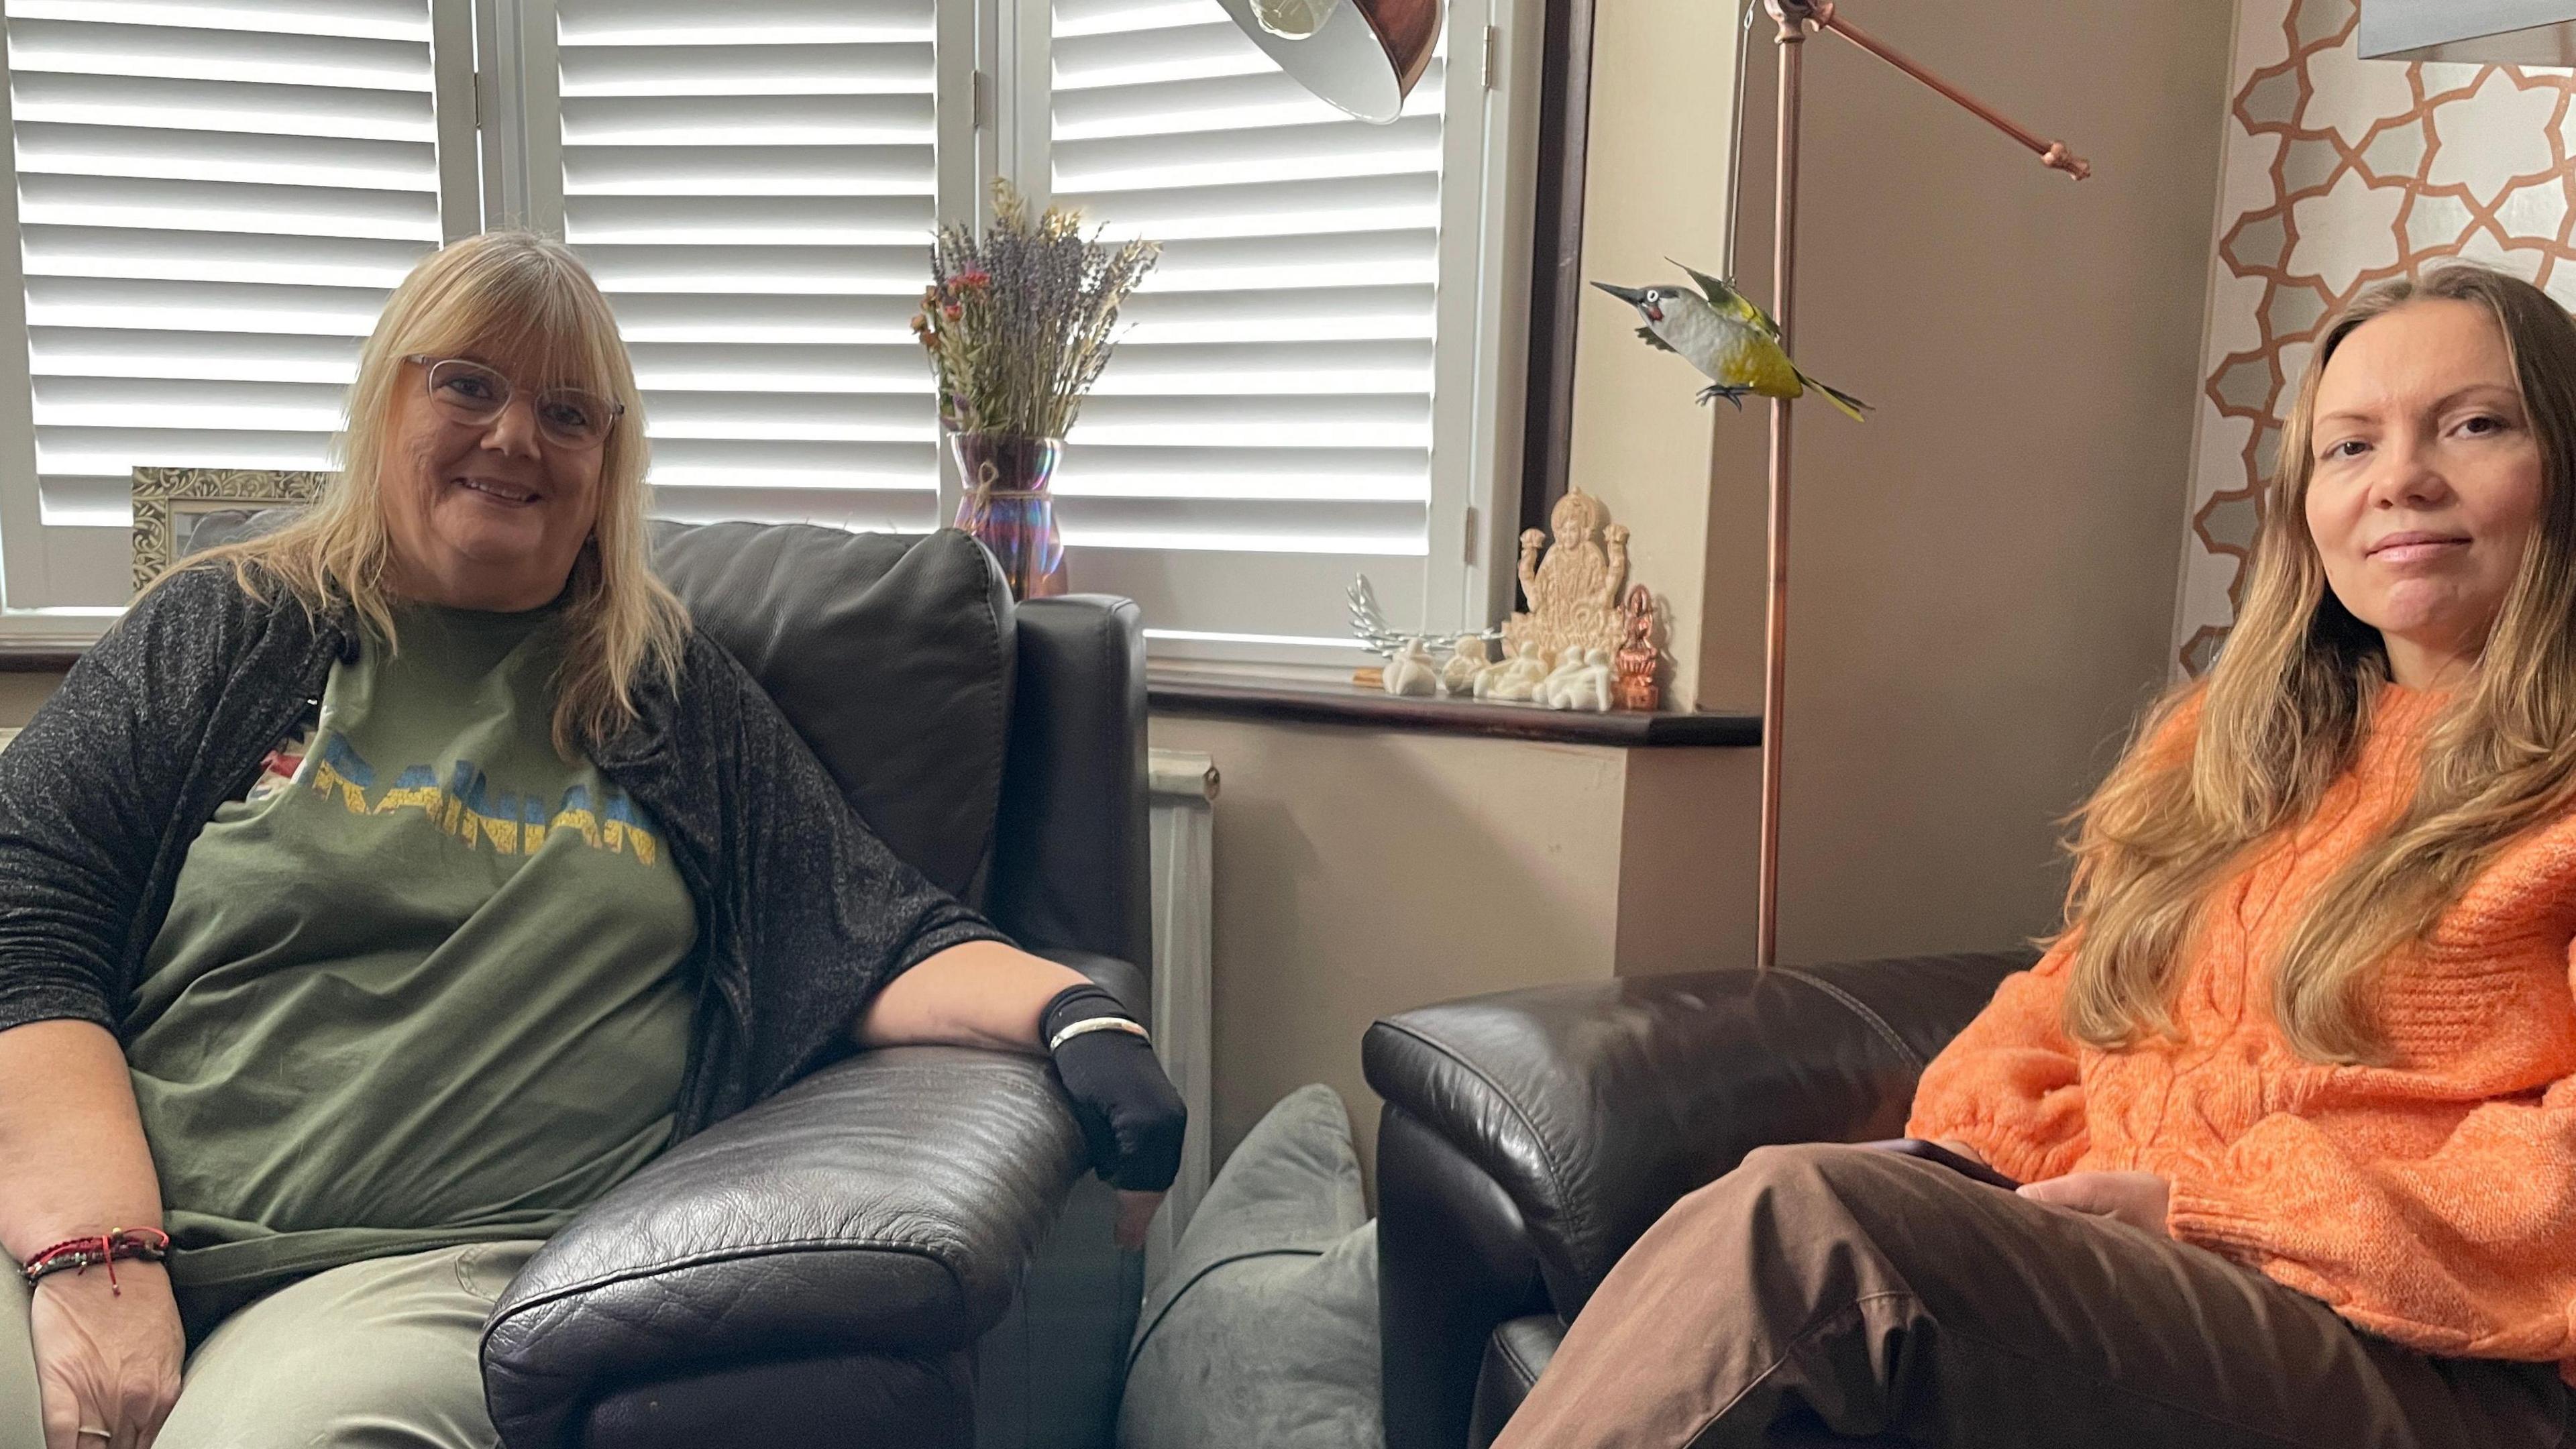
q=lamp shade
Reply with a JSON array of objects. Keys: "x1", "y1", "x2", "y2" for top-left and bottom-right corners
[
  {"x1": 1214, "y1": 0, "x2": 1441, "y2": 124},
  {"x1": 2358, "y1": 0, "x2": 2576, "y2": 63}
]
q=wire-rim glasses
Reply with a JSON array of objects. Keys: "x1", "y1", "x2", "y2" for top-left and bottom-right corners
[{"x1": 405, "y1": 354, "x2": 624, "y2": 449}]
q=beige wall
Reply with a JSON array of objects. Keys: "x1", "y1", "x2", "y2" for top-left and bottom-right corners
[
  {"x1": 0, "y1": 670, "x2": 61, "y2": 728},
  {"x1": 1572, "y1": 0, "x2": 2236, "y2": 965},
  {"x1": 1143, "y1": 713, "x2": 1786, "y2": 1179},
  {"x1": 1560, "y1": 0, "x2": 1744, "y2": 711},
  {"x1": 1613, "y1": 746, "x2": 1760, "y2": 976},
  {"x1": 1148, "y1": 714, "x2": 1641, "y2": 1175}
]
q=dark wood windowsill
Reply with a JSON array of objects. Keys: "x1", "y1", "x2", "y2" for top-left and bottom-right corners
[
  {"x1": 1148, "y1": 668, "x2": 1760, "y2": 747},
  {"x1": 2, "y1": 644, "x2": 1760, "y2": 746},
  {"x1": 0, "y1": 646, "x2": 80, "y2": 672}
]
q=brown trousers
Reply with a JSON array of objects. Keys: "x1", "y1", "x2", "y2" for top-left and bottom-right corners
[{"x1": 1494, "y1": 1144, "x2": 2573, "y2": 1449}]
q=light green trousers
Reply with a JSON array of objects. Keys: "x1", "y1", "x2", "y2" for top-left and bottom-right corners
[{"x1": 2, "y1": 1240, "x2": 543, "y2": 1449}]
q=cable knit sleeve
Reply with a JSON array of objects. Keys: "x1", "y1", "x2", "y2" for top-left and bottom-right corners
[
  {"x1": 2165, "y1": 1069, "x2": 2576, "y2": 1362},
  {"x1": 1903, "y1": 941, "x2": 2090, "y2": 1185}
]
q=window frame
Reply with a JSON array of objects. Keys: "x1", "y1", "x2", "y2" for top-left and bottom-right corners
[
  {"x1": 1014, "y1": 0, "x2": 1537, "y2": 666},
  {"x1": 0, "y1": 0, "x2": 1543, "y2": 666},
  {"x1": 0, "y1": 1, "x2": 474, "y2": 639},
  {"x1": 0, "y1": 54, "x2": 73, "y2": 642}
]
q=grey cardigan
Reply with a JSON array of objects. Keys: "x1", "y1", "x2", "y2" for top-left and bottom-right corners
[{"x1": 0, "y1": 564, "x2": 1010, "y2": 1138}]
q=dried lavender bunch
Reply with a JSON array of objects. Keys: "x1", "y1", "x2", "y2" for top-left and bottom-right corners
[{"x1": 913, "y1": 182, "x2": 1160, "y2": 439}]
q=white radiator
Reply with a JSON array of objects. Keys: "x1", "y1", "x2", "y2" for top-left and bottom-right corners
[{"x1": 1143, "y1": 747, "x2": 1217, "y2": 1289}]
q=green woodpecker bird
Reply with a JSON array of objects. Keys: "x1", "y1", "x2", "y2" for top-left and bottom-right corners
[{"x1": 1593, "y1": 262, "x2": 1870, "y2": 422}]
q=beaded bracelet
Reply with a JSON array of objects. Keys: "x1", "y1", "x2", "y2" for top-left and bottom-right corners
[{"x1": 20, "y1": 1228, "x2": 171, "y2": 1294}]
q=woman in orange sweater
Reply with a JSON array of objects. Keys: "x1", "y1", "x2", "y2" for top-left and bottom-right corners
[{"x1": 1496, "y1": 264, "x2": 2576, "y2": 1448}]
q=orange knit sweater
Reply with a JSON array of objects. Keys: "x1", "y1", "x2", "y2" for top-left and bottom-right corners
[{"x1": 1908, "y1": 685, "x2": 2576, "y2": 1377}]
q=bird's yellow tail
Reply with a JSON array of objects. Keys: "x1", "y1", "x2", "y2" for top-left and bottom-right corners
[{"x1": 1796, "y1": 370, "x2": 1870, "y2": 423}]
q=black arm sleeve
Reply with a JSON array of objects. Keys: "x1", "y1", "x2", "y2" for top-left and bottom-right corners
[
  {"x1": 702, "y1": 640, "x2": 1015, "y2": 1097},
  {"x1": 0, "y1": 574, "x2": 237, "y2": 1036}
]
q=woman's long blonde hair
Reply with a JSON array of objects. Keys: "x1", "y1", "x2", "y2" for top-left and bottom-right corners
[
  {"x1": 164, "y1": 230, "x2": 687, "y2": 757},
  {"x1": 2064, "y1": 264, "x2": 2576, "y2": 1064}
]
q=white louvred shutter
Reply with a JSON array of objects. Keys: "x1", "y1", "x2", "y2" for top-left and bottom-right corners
[
  {"x1": 1049, "y1": 0, "x2": 1445, "y2": 649},
  {"x1": 555, "y1": 0, "x2": 943, "y2": 535},
  {"x1": 1, "y1": 0, "x2": 442, "y2": 609}
]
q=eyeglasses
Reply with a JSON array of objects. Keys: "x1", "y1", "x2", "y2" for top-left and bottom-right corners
[{"x1": 405, "y1": 355, "x2": 624, "y2": 449}]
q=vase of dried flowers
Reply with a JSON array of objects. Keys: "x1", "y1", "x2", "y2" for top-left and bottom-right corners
[
  {"x1": 949, "y1": 432, "x2": 1066, "y2": 596},
  {"x1": 914, "y1": 184, "x2": 1158, "y2": 600}
]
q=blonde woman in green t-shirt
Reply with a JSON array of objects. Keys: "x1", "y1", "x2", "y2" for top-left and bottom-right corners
[{"x1": 0, "y1": 232, "x2": 1183, "y2": 1449}]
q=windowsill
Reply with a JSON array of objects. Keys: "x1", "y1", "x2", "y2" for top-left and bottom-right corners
[
  {"x1": 1148, "y1": 667, "x2": 1760, "y2": 747},
  {"x1": 0, "y1": 645, "x2": 1762, "y2": 747},
  {"x1": 0, "y1": 644, "x2": 78, "y2": 672}
]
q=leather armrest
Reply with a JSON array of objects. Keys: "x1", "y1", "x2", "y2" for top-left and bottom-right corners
[
  {"x1": 1361, "y1": 953, "x2": 2025, "y2": 1318},
  {"x1": 1469, "y1": 1316, "x2": 1565, "y2": 1449},
  {"x1": 480, "y1": 1044, "x2": 1084, "y2": 1449},
  {"x1": 989, "y1": 595, "x2": 1151, "y2": 967}
]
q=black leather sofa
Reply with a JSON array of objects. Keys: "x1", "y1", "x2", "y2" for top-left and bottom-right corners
[
  {"x1": 449, "y1": 523, "x2": 1151, "y2": 1449},
  {"x1": 1363, "y1": 952, "x2": 2035, "y2": 1449}
]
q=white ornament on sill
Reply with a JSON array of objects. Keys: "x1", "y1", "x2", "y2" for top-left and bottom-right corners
[
  {"x1": 1472, "y1": 647, "x2": 1550, "y2": 702},
  {"x1": 1439, "y1": 636, "x2": 1491, "y2": 697},
  {"x1": 1382, "y1": 637, "x2": 1440, "y2": 697},
  {"x1": 1540, "y1": 647, "x2": 1615, "y2": 712}
]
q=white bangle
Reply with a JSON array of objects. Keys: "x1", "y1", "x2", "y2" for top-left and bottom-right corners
[{"x1": 1049, "y1": 1016, "x2": 1150, "y2": 1053}]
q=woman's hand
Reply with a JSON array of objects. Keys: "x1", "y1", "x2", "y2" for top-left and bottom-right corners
[
  {"x1": 0, "y1": 1023, "x2": 186, "y2": 1449},
  {"x1": 859, "y1": 945, "x2": 1187, "y2": 1249},
  {"x1": 2018, "y1": 1170, "x2": 2173, "y2": 1237},
  {"x1": 1044, "y1": 986, "x2": 1185, "y2": 1251},
  {"x1": 28, "y1": 1260, "x2": 184, "y2": 1449}
]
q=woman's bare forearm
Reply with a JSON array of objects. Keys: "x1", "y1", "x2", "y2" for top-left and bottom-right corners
[
  {"x1": 853, "y1": 941, "x2": 1089, "y2": 1054},
  {"x1": 0, "y1": 1019, "x2": 164, "y2": 1265}
]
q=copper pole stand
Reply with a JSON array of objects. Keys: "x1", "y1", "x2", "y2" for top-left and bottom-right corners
[
  {"x1": 1755, "y1": 1, "x2": 1804, "y2": 973},
  {"x1": 1747, "y1": 0, "x2": 2087, "y2": 971}
]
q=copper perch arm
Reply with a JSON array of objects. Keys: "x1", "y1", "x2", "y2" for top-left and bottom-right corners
[{"x1": 1807, "y1": 1, "x2": 2091, "y2": 180}]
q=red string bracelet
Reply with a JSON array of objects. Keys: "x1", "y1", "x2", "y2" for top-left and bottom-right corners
[{"x1": 20, "y1": 1228, "x2": 170, "y2": 1294}]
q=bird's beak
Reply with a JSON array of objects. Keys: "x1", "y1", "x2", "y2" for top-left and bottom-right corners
[{"x1": 1591, "y1": 281, "x2": 1648, "y2": 307}]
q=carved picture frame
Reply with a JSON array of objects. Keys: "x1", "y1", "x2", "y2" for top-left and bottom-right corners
[{"x1": 129, "y1": 467, "x2": 330, "y2": 596}]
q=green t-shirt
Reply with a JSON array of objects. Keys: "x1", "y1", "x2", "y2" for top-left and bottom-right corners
[{"x1": 125, "y1": 602, "x2": 698, "y2": 1313}]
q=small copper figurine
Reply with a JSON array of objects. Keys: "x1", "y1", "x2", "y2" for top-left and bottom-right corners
[{"x1": 1614, "y1": 585, "x2": 1661, "y2": 712}]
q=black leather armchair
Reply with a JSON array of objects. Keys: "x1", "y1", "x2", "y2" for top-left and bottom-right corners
[
  {"x1": 1362, "y1": 953, "x2": 2035, "y2": 1449},
  {"x1": 470, "y1": 524, "x2": 1153, "y2": 1449}
]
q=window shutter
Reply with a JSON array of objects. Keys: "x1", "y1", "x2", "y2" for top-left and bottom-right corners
[
  {"x1": 555, "y1": 0, "x2": 944, "y2": 535},
  {"x1": 0, "y1": 0, "x2": 441, "y2": 607},
  {"x1": 1049, "y1": 0, "x2": 1444, "y2": 650}
]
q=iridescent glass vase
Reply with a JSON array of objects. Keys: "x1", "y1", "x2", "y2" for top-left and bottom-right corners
[{"x1": 950, "y1": 432, "x2": 1067, "y2": 600}]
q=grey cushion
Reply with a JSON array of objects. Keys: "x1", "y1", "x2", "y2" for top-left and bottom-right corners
[
  {"x1": 649, "y1": 522, "x2": 1016, "y2": 903},
  {"x1": 1118, "y1": 1084, "x2": 1382, "y2": 1449}
]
